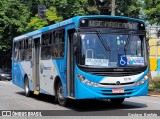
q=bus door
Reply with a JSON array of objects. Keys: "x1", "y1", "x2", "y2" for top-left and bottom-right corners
[
  {"x1": 66, "y1": 29, "x2": 75, "y2": 98},
  {"x1": 32, "y1": 35, "x2": 41, "y2": 92},
  {"x1": 39, "y1": 32, "x2": 53, "y2": 94}
]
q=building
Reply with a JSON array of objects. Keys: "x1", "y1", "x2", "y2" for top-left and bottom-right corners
[{"x1": 147, "y1": 25, "x2": 160, "y2": 79}]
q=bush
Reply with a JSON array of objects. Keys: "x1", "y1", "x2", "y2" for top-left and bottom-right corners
[{"x1": 149, "y1": 77, "x2": 160, "y2": 89}]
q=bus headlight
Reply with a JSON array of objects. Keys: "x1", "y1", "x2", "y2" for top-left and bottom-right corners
[
  {"x1": 135, "y1": 75, "x2": 148, "y2": 86},
  {"x1": 77, "y1": 74, "x2": 99, "y2": 87}
]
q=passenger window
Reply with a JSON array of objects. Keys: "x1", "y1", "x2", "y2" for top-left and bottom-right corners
[
  {"x1": 41, "y1": 32, "x2": 52, "y2": 59},
  {"x1": 52, "y1": 29, "x2": 65, "y2": 58},
  {"x1": 24, "y1": 38, "x2": 32, "y2": 61},
  {"x1": 13, "y1": 42, "x2": 19, "y2": 62},
  {"x1": 19, "y1": 40, "x2": 25, "y2": 61}
]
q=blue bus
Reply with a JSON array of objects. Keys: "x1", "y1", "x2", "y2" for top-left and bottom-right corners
[{"x1": 12, "y1": 15, "x2": 149, "y2": 106}]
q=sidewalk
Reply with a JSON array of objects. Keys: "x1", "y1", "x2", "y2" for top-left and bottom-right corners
[{"x1": 148, "y1": 89, "x2": 160, "y2": 97}]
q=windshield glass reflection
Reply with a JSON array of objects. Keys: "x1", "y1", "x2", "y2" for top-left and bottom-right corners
[{"x1": 78, "y1": 33, "x2": 146, "y2": 68}]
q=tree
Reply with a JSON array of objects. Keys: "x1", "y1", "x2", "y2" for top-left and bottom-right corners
[
  {"x1": 26, "y1": 0, "x2": 88, "y2": 30},
  {"x1": 85, "y1": 0, "x2": 143, "y2": 18},
  {"x1": 53, "y1": 0, "x2": 88, "y2": 19},
  {"x1": 0, "y1": 0, "x2": 32, "y2": 68},
  {"x1": 26, "y1": 6, "x2": 63, "y2": 31},
  {"x1": 116, "y1": 0, "x2": 142, "y2": 18},
  {"x1": 0, "y1": 0, "x2": 31, "y2": 49},
  {"x1": 86, "y1": 0, "x2": 109, "y2": 15},
  {"x1": 143, "y1": 0, "x2": 160, "y2": 25}
]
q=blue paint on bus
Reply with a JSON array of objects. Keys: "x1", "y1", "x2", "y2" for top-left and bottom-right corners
[{"x1": 12, "y1": 15, "x2": 149, "y2": 103}]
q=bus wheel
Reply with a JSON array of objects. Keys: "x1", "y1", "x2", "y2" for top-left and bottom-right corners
[
  {"x1": 56, "y1": 82, "x2": 68, "y2": 106},
  {"x1": 110, "y1": 98, "x2": 125, "y2": 105},
  {"x1": 24, "y1": 77, "x2": 31, "y2": 97}
]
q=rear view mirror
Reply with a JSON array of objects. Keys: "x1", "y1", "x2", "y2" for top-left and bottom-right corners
[{"x1": 73, "y1": 33, "x2": 78, "y2": 54}]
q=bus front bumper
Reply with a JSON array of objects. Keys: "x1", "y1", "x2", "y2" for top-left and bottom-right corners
[{"x1": 75, "y1": 79, "x2": 148, "y2": 99}]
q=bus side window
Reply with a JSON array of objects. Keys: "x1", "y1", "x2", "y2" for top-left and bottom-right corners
[
  {"x1": 19, "y1": 40, "x2": 25, "y2": 61},
  {"x1": 52, "y1": 29, "x2": 65, "y2": 58},
  {"x1": 14, "y1": 42, "x2": 19, "y2": 62},
  {"x1": 24, "y1": 39, "x2": 32, "y2": 61},
  {"x1": 41, "y1": 32, "x2": 52, "y2": 60}
]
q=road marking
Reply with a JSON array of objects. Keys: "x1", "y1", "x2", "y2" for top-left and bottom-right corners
[{"x1": 130, "y1": 98, "x2": 160, "y2": 105}]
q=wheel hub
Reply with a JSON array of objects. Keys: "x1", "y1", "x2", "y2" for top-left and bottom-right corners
[{"x1": 58, "y1": 87, "x2": 64, "y2": 100}]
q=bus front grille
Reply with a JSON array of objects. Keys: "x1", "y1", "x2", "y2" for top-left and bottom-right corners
[
  {"x1": 89, "y1": 71, "x2": 143, "y2": 76},
  {"x1": 102, "y1": 92, "x2": 132, "y2": 96},
  {"x1": 99, "y1": 82, "x2": 135, "y2": 85}
]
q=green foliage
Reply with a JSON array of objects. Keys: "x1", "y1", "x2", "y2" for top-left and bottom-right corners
[
  {"x1": 149, "y1": 77, "x2": 160, "y2": 89},
  {"x1": 0, "y1": 0, "x2": 159, "y2": 51},
  {"x1": 86, "y1": 0, "x2": 100, "y2": 15},
  {"x1": 26, "y1": 15, "x2": 48, "y2": 31},
  {"x1": 143, "y1": 0, "x2": 160, "y2": 25},
  {"x1": 47, "y1": 6, "x2": 63, "y2": 23},
  {"x1": 26, "y1": 6, "x2": 63, "y2": 31},
  {"x1": 53, "y1": 0, "x2": 88, "y2": 19},
  {"x1": 0, "y1": 0, "x2": 31, "y2": 48},
  {"x1": 116, "y1": 0, "x2": 142, "y2": 18},
  {"x1": 86, "y1": 0, "x2": 143, "y2": 18}
]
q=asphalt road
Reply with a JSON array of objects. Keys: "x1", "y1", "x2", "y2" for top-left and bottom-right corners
[{"x1": 0, "y1": 80, "x2": 160, "y2": 118}]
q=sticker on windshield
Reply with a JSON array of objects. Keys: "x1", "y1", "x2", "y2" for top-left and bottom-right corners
[
  {"x1": 85, "y1": 58, "x2": 109, "y2": 67},
  {"x1": 117, "y1": 40, "x2": 120, "y2": 45},
  {"x1": 118, "y1": 56, "x2": 127, "y2": 66},
  {"x1": 127, "y1": 57, "x2": 144, "y2": 65}
]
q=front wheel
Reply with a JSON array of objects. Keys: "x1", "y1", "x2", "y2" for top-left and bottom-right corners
[
  {"x1": 110, "y1": 98, "x2": 125, "y2": 105},
  {"x1": 56, "y1": 82, "x2": 68, "y2": 106}
]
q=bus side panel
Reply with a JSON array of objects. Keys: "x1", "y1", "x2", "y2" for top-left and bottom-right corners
[
  {"x1": 12, "y1": 62, "x2": 25, "y2": 89},
  {"x1": 53, "y1": 59, "x2": 67, "y2": 97},
  {"x1": 20, "y1": 61, "x2": 33, "y2": 91},
  {"x1": 39, "y1": 59, "x2": 57, "y2": 95},
  {"x1": 36, "y1": 59, "x2": 65, "y2": 96}
]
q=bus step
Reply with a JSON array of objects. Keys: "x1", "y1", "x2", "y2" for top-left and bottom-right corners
[
  {"x1": 34, "y1": 90, "x2": 40, "y2": 95},
  {"x1": 67, "y1": 96, "x2": 75, "y2": 99}
]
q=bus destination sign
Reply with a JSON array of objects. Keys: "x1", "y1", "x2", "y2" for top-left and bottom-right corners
[{"x1": 79, "y1": 18, "x2": 145, "y2": 30}]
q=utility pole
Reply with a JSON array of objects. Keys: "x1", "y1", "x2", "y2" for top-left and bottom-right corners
[{"x1": 111, "y1": 0, "x2": 116, "y2": 16}]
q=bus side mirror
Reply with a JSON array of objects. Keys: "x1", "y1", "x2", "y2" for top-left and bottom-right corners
[
  {"x1": 73, "y1": 33, "x2": 78, "y2": 54},
  {"x1": 146, "y1": 38, "x2": 150, "y2": 53},
  {"x1": 157, "y1": 30, "x2": 160, "y2": 38}
]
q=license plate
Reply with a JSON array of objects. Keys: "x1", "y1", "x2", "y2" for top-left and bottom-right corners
[{"x1": 112, "y1": 88, "x2": 124, "y2": 93}]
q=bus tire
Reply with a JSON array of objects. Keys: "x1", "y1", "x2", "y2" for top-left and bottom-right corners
[
  {"x1": 24, "y1": 77, "x2": 31, "y2": 97},
  {"x1": 110, "y1": 98, "x2": 125, "y2": 105},
  {"x1": 56, "y1": 82, "x2": 68, "y2": 106}
]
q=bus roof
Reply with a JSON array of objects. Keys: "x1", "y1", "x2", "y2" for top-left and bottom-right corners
[{"x1": 13, "y1": 15, "x2": 145, "y2": 42}]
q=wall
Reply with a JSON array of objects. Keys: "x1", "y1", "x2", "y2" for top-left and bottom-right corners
[{"x1": 149, "y1": 38, "x2": 160, "y2": 79}]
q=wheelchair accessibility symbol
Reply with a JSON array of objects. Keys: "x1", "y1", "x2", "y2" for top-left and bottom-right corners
[{"x1": 118, "y1": 56, "x2": 127, "y2": 66}]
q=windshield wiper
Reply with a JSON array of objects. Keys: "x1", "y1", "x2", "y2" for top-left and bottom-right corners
[{"x1": 96, "y1": 30, "x2": 110, "y2": 51}]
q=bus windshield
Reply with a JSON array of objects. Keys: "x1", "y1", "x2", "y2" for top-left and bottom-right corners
[{"x1": 78, "y1": 32, "x2": 146, "y2": 68}]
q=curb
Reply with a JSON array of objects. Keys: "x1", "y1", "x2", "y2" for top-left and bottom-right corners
[
  {"x1": 148, "y1": 94, "x2": 160, "y2": 97},
  {"x1": 149, "y1": 88, "x2": 160, "y2": 92}
]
